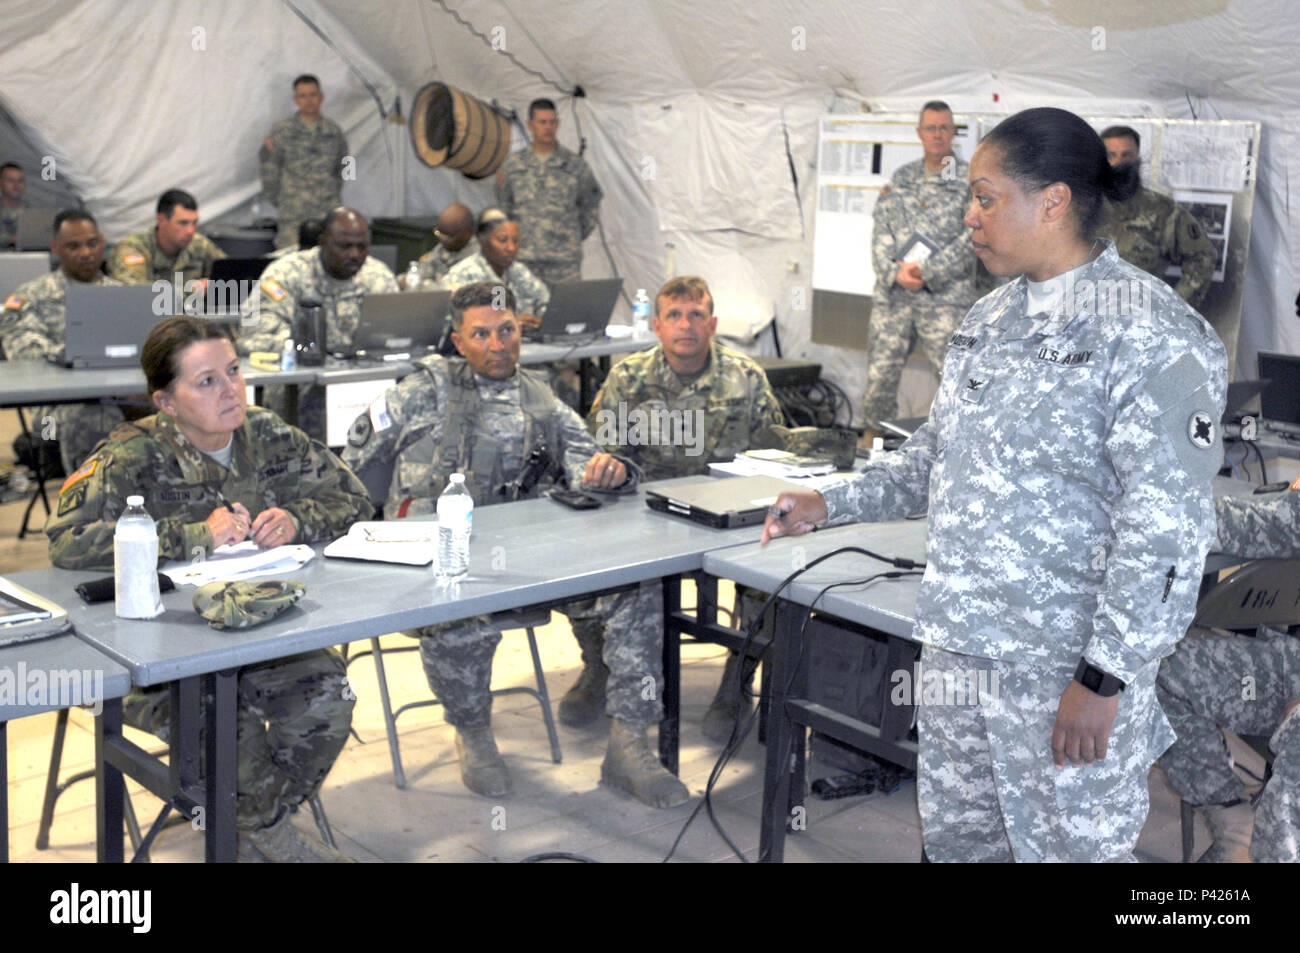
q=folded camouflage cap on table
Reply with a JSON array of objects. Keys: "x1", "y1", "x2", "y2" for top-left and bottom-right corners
[
  {"x1": 771, "y1": 425, "x2": 858, "y2": 470},
  {"x1": 192, "y1": 581, "x2": 307, "y2": 630}
]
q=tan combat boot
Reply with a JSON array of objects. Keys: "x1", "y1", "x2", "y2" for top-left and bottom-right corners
[
  {"x1": 1197, "y1": 800, "x2": 1255, "y2": 863},
  {"x1": 455, "y1": 722, "x2": 513, "y2": 797},
  {"x1": 702, "y1": 651, "x2": 756, "y2": 743},
  {"x1": 601, "y1": 718, "x2": 689, "y2": 808},
  {"x1": 559, "y1": 625, "x2": 608, "y2": 727},
  {"x1": 238, "y1": 808, "x2": 355, "y2": 863}
]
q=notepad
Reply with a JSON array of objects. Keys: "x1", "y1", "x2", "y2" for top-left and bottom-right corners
[
  {"x1": 161, "y1": 541, "x2": 316, "y2": 587},
  {"x1": 323, "y1": 521, "x2": 438, "y2": 567}
]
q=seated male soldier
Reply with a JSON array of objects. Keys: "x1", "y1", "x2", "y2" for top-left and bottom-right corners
[
  {"x1": 341, "y1": 282, "x2": 684, "y2": 807},
  {"x1": 2, "y1": 209, "x2": 128, "y2": 472}
]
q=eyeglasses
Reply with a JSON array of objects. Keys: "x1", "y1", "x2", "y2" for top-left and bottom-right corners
[{"x1": 920, "y1": 125, "x2": 955, "y2": 134}]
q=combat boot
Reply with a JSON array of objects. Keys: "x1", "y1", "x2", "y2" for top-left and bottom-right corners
[
  {"x1": 559, "y1": 625, "x2": 608, "y2": 727},
  {"x1": 702, "y1": 651, "x2": 756, "y2": 743},
  {"x1": 559, "y1": 658, "x2": 609, "y2": 727},
  {"x1": 454, "y1": 722, "x2": 513, "y2": 797},
  {"x1": 601, "y1": 718, "x2": 690, "y2": 808},
  {"x1": 238, "y1": 807, "x2": 355, "y2": 863},
  {"x1": 1197, "y1": 800, "x2": 1255, "y2": 863}
]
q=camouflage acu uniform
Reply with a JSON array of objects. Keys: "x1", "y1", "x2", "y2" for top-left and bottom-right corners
[
  {"x1": 441, "y1": 251, "x2": 549, "y2": 319},
  {"x1": 1157, "y1": 487, "x2": 1300, "y2": 863},
  {"x1": 863, "y1": 158, "x2": 978, "y2": 429},
  {"x1": 819, "y1": 241, "x2": 1227, "y2": 860},
  {"x1": 2, "y1": 270, "x2": 128, "y2": 473},
  {"x1": 1101, "y1": 187, "x2": 1216, "y2": 309},
  {"x1": 580, "y1": 340, "x2": 787, "y2": 715},
  {"x1": 236, "y1": 246, "x2": 399, "y2": 437},
  {"x1": 46, "y1": 407, "x2": 370, "y2": 830},
  {"x1": 107, "y1": 228, "x2": 227, "y2": 286},
  {"x1": 260, "y1": 115, "x2": 349, "y2": 249},
  {"x1": 495, "y1": 144, "x2": 603, "y2": 287},
  {"x1": 0, "y1": 201, "x2": 21, "y2": 248},
  {"x1": 410, "y1": 241, "x2": 477, "y2": 289},
  {"x1": 340, "y1": 355, "x2": 639, "y2": 727}
]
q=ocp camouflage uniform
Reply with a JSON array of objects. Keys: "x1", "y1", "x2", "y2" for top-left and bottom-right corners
[
  {"x1": 339, "y1": 355, "x2": 641, "y2": 726},
  {"x1": 441, "y1": 251, "x2": 549, "y2": 320},
  {"x1": 581, "y1": 339, "x2": 788, "y2": 705},
  {"x1": 260, "y1": 115, "x2": 349, "y2": 249},
  {"x1": 495, "y1": 144, "x2": 603, "y2": 287},
  {"x1": 1101, "y1": 187, "x2": 1217, "y2": 309},
  {"x1": 2, "y1": 270, "x2": 128, "y2": 473},
  {"x1": 1157, "y1": 487, "x2": 1300, "y2": 863},
  {"x1": 819, "y1": 240, "x2": 1227, "y2": 860},
  {"x1": 863, "y1": 158, "x2": 978, "y2": 429},
  {"x1": 45, "y1": 406, "x2": 371, "y2": 830},
  {"x1": 107, "y1": 228, "x2": 227, "y2": 286},
  {"x1": 236, "y1": 246, "x2": 399, "y2": 437},
  {"x1": 411, "y1": 241, "x2": 477, "y2": 289}
]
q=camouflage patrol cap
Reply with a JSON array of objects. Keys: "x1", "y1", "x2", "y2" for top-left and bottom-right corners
[
  {"x1": 192, "y1": 581, "x2": 307, "y2": 630},
  {"x1": 772, "y1": 425, "x2": 858, "y2": 470}
]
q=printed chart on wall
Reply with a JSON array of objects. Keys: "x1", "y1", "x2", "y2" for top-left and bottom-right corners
[{"x1": 813, "y1": 115, "x2": 978, "y2": 297}]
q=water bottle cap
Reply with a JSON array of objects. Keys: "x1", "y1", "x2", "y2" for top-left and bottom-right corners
[
  {"x1": 126, "y1": 495, "x2": 144, "y2": 506},
  {"x1": 450, "y1": 473, "x2": 465, "y2": 483}
]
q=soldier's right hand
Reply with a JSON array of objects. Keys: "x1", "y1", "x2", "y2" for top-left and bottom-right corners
[
  {"x1": 761, "y1": 490, "x2": 828, "y2": 545},
  {"x1": 205, "y1": 502, "x2": 251, "y2": 549}
]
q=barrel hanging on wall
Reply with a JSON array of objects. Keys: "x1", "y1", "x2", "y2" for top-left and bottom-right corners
[{"x1": 410, "y1": 82, "x2": 512, "y2": 180}]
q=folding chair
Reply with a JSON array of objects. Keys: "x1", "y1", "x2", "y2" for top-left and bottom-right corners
[{"x1": 342, "y1": 447, "x2": 563, "y2": 790}]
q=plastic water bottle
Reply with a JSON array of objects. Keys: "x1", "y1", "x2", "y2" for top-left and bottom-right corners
[
  {"x1": 632, "y1": 288, "x2": 651, "y2": 336},
  {"x1": 114, "y1": 496, "x2": 163, "y2": 619},
  {"x1": 404, "y1": 260, "x2": 423, "y2": 292},
  {"x1": 436, "y1": 474, "x2": 473, "y2": 578},
  {"x1": 280, "y1": 337, "x2": 297, "y2": 371}
]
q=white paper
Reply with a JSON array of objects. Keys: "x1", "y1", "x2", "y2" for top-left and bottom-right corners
[
  {"x1": 1159, "y1": 124, "x2": 1255, "y2": 192},
  {"x1": 323, "y1": 521, "x2": 438, "y2": 567},
  {"x1": 161, "y1": 541, "x2": 315, "y2": 587}
]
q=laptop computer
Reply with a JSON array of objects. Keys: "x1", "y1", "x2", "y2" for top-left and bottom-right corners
[
  {"x1": 57, "y1": 284, "x2": 160, "y2": 368},
  {"x1": 210, "y1": 257, "x2": 268, "y2": 283},
  {"x1": 536, "y1": 278, "x2": 623, "y2": 344},
  {"x1": 1258, "y1": 352, "x2": 1300, "y2": 434},
  {"x1": 369, "y1": 244, "x2": 399, "y2": 273},
  {"x1": 15, "y1": 208, "x2": 57, "y2": 251},
  {"x1": 341, "y1": 290, "x2": 451, "y2": 359},
  {"x1": 0, "y1": 251, "x2": 53, "y2": 300},
  {"x1": 645, "y1": 474, "x2": 807, "y2": 529},
  {"x1": 1222, "y1": 378, "x2": 1270, "y2": 423}
]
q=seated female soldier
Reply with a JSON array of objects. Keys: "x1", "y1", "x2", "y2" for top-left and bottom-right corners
[{"x1": 45, "y1": 315, "x2": 373, "y2": 862}]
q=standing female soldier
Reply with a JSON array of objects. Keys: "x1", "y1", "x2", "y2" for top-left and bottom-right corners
[
  {"x1": 765, "y1": 108, "x2": 1226, "y2": 861},
  {"x1": 46, "y1": 316, "x2": 372, "y2": 862}
]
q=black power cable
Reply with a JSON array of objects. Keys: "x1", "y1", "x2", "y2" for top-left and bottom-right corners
[{"x1": 661, "y1": 544, "x2": 925, "y2": 862}]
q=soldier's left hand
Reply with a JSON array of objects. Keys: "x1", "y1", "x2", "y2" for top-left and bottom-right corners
[
  {"x1": 519, "y1": 313, "x2": 543, "y2": 329},
  {"x1": 250, "y1": 507, "x2": 298, "y2": 549},
  {"x1": 1051, "y1": 681, "x2": 1119, "y2": 769},
  {"x1": 583, "y1": 453, "x2": 627, "y2": 489}
]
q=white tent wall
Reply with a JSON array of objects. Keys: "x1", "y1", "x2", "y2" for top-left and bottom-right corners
[{"x1": 2, "y1": 0, "x2": 1297, "y2": 402}]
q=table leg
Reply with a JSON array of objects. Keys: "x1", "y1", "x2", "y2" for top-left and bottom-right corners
[
  {"x1": 660, "y1": 575, "x2": 682, "y2": 775},
  {"x1": 205, "y1": 669, "x2": 238, "y2": 863},
  {"x1": 759, "y1": 597, "x2": 803, "y2": 863},
  {"x1": 95, "y1": 698, "x2": 125, "y2": 863},
  {"x1": 283, "y1": 385, "x2": 299, "y2": 428}
]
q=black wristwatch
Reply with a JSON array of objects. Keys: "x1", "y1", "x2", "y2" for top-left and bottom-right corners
[{"x1": 1074, "y1": 658, "x2": 1126, "y2": 697}]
